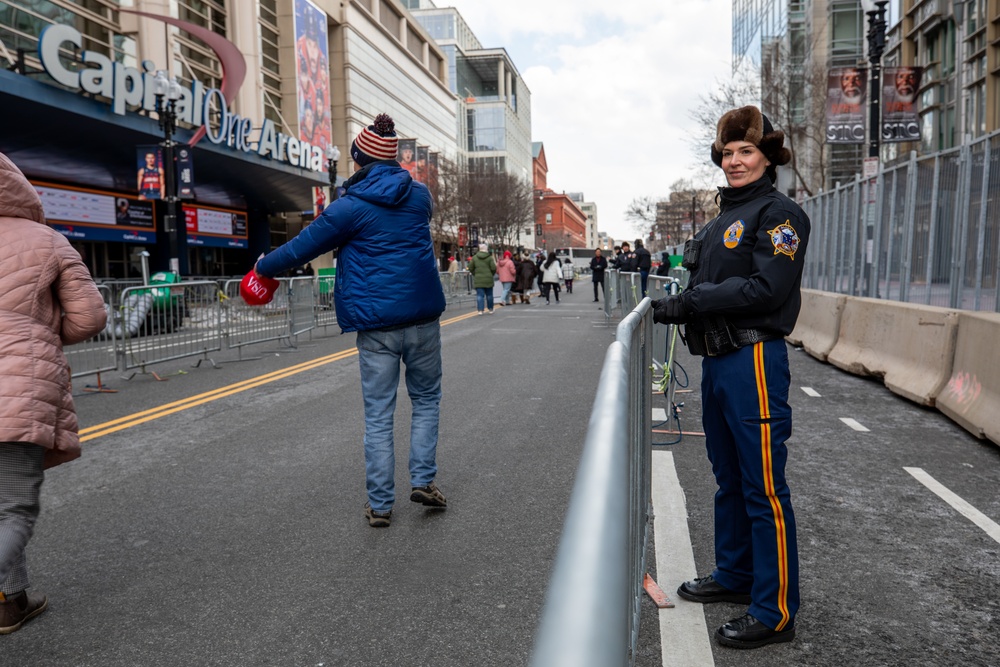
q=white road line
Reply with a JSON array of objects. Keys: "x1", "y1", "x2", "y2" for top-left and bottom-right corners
[
  {"x1": 840, "y1": 417, "x2": 870, "y2": 432},
  {"x1": 652, "y1": 451, "x2": 715, "y2": 666},
  {"x1": 801, "y1": 387, "x2": 821, "y2": 397},
  {"x1": 904, "y1": 467, "x2": 1000, "y2": 545},
  {"x1": 652, "y1": 408, "x2": 668, "y2": 422}
]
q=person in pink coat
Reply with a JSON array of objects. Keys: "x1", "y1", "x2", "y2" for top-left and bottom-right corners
[
  {"x1": 0, "y1": 152, "x2": 107, "y2": 633},
  {"x1": 496, "y1": 250, "x2": 517, "y2": 305}
]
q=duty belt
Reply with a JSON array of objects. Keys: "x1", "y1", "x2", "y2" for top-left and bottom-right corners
[{"x1": 684, "y1": 323, "x2": 778, "y2": 357}]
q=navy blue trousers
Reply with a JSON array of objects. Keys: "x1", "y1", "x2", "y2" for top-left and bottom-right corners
[{"x1": 701, "y1": 339, "x2": 799, "y2": 631}]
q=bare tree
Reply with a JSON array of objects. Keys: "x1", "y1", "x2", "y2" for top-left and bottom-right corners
[
  {"x1": 460, "y1": 165, "x2": 534, "y2": 251},
  {"x1": 761, "y1": 47, "x2": 829, "y2": 197},
  {"x1": 428, "y1": 155, "x2": 463, "y2": 262},
  {"x1": 624, "y1": 196, "x2": 663, "y2": 241},
  {"x1": 688, "y1": 51, "x2": 829, "y2": 198},
  {"x1": 687, "y1": 70, "x2": 761, "y2": 189}
]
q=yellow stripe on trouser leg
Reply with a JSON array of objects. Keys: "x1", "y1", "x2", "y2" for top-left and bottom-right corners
[{"x1": 754, "y1": 342, "x2": 791, "y2": 631}]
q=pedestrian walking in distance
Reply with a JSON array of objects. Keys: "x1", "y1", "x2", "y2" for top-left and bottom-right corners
[
  {"x1": 248, "y1": 113, "x2": 448, "y2": 528},
  {"x1": 541, "y1": 251, "x2": 563, "y2": 304},
  {"x1": 467, "y1": 243, "x2": 497, "y2": 314},
  {"x1": 652, "y1": 105, "x2": 810, "y2": 649},
  {"x1": 0, "y1": 151, "x2": 108, "y2": 633},
  {"x1": 497, "y1": 250, "x2": 517, "y2": 306},
  {"x1": 561, "y1": 258, "x2": 574, "y2": 294}
]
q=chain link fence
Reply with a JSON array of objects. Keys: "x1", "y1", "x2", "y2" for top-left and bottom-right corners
[{"x1": 802, "y1": 131, "x2": 1000, "y2": 311}]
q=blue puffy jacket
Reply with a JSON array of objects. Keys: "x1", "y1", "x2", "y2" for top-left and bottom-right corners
[{"x1": 256, "y1": 162, "x2": 446, "y2": 333}]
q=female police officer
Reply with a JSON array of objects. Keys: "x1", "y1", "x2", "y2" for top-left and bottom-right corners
[{"x1": 652, "y1": 105, "x2": 809, "y2": 649}]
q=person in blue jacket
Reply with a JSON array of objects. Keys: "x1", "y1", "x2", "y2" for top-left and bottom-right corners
[
  {"x1": 255, "y1": 113, "x2": 447, "y2": 528},
  {"x1": 652, "y1": 105, "x2": 809, "y2": 649}
]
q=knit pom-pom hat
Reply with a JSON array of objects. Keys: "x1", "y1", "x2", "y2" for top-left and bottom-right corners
[
  {"x1": 351, "y1": 113, "x2": 399, "y2": 167},
  {"x1": 710, "y1": 106, "x2": 791, "y2": 181}
]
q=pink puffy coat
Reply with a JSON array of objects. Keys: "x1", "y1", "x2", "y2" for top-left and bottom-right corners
[
  {"x1": 0, "y1": 152, "x2": 107, "y2": 468},
  {"x1": 497, "y1": 256, "x2": 517, "y2": 282}
]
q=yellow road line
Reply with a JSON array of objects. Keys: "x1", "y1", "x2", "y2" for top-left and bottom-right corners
[{"x1": 81, "y1": 311, "x2": 481, "y2": 442}]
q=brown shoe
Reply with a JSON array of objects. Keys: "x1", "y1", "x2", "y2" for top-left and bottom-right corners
[
  {"x1": 0, "y1": 590, "x2": 48, "y2": 634},
  {"x1": 410, "y1": 482, "x2": 447, "y2": 508},
  {"x1": 364, "y1": 502, "x2": 392, "y2": 528}
]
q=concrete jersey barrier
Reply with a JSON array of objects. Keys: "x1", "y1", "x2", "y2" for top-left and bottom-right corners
[
  {"x1": 826, "y1": 297, "x2": 958, "y2": 407},
  {"x1": 786, "y1": 289, "x2": 845, "y2": 361},
  {"x1": 936, "y1": 311, "x2": 1000, "y2": 446}
]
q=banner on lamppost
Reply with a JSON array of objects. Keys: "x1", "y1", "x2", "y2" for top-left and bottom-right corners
[
  {"x1": 415, "y1": 146, "x2": 429, "y2": 183},
  {"x1": 398, "y1": 138, "x2": 416, "y2": 177},
  {"x1": 136, "y1": 145, "x2": 164, "y2": 200},
  {"x1": 882, "y1": 66, "x2": 923, "y2": 143},
  {"x1": 457, "y1": 224, "x2": 468, "y2": 247},
  {"x1": 826, "y1": 67, "x2": 867, "y2": 144},
  {"x1": 175, "y1": 146, "x2": 194, "y2": 199}
]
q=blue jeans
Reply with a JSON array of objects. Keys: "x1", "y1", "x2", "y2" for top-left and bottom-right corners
[
  {"x1": 500, "y1": 282, "x2": 513, "y2": 303},
  {"x1": 355, "y1": 319, "x2": 442, "y2": 512},
  {"x1": 476, "y1": 287, "x2": 494, "y2": 312}
]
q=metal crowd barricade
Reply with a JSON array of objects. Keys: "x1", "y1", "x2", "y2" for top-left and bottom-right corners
[
  {"x1": 65, "y1": 284, "x2": 118, "y2": 384},
  {"x1": 603, "y1": 269, "x2": 618, "y2": 321},
  {"x1": 439, "y1": 270, "x2": 475, "y2": 308},
  {"x1": 530, "y1": 298, "x2": 653, "y2": 667},
  {"x1": 222, "y1": 278, "x2": 295, "y2": 356},
  {"x1": 96, "y1": 279, "x2": 144, "y2": 308},
  {"x1": 288, "y1": 276, "x2": 317, "y2": 338},
  {"x1": 117, "y1": 280, "x2": 222, "y2": 378},
  {"x1": 315, "y1": 275, "x2": 338, "y2": 331}
]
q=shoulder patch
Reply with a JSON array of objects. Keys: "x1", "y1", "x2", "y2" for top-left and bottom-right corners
[
  {"x1": 767, "y1": 221, "x2": 800, "y2": 259},
  {"x1": 723, "y1": 220, "x2": 745, "y2": 249}
]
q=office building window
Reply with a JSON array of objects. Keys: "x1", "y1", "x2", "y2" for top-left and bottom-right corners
[{"x1": 466, "y1": 106, "x2": 506, "y2": 151}]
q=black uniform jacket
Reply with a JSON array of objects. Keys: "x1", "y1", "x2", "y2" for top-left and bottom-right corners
[
  {"x1": 635, "y1": 246, "x2": 652, "y2": 271},
  {"x1": 679, "y1": 176, "x2": 810, "y2": 335}
]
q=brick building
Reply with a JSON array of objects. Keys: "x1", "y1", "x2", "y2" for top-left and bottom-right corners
[{"x1": 532, "y1": 142, "x2": 587, "y2": 250}]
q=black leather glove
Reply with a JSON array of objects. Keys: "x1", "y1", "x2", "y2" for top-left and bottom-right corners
[{"x1": 652, "y1": 295, "x2": 687, "y2": 325}]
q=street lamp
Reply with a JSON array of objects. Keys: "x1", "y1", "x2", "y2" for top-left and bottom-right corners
[
  {"x1": 864, "y1": 1, "x2": 888, "y2": 297},
  {"x1": 326, "y1": 145, "x2": 340, "y2": 200},
  {"x1": 866, "y1": 1, "x2": 889, "y2": 160},
  {"x1": 153, "y1": 70, "x2": 183, "y2": 275}
]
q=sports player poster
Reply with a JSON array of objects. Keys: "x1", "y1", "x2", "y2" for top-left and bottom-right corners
[
  {"x1": 398, "y1": 138, "x2": 417, "y2": 178},
  {"x1": 294, "y1": 0, "x2": 332, "y2": 158},
  {"x1": 136, "y1": 146, "x2": 164, "y2": 201}
]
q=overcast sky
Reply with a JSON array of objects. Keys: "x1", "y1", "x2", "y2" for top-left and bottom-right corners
[{"x1": 438, "y1": 0, "x2": 734, "y2": 243}]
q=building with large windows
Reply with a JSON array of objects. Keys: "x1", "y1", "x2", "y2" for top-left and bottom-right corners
[
  {"x1": 736, "y1": 0, "x2": 1000, "y2": 190},
  {"x1": 0, "y1": 0, "x2": 456, "y2": 277},
  {"x1": 406, "y1": 1, "x2": 536, "y2": 249}
]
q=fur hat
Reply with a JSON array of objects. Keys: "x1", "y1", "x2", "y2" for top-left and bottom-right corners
[
  {"x1": 479, "y1": 243, "x2": 488, "y2": 252},
  {"x1": 351, "y1": 113, "x2": 399, "y2": 167},
  {"x1": 710, "y1": 106, "x2": 791, "y2": 174}
]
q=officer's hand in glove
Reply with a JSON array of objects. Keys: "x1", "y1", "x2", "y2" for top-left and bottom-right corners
[{"x1": 652, "y1": 295, "x2": 687, "y2": 325}]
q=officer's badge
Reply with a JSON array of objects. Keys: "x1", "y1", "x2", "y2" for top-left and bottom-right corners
[
  {"x1": 767, "y1": 222, "x2": 800, "y2": 259},
  {"x1": 723, "y1": 220, "x2": 744, "y2": 249}
]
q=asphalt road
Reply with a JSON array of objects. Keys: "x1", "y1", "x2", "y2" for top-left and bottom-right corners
[
  {"x1": 655, "y1": 333, "x2": 1000, "y2": 667},
  {"x1": 3, "y1": 291, "x2": 999, "y2": 666}
]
